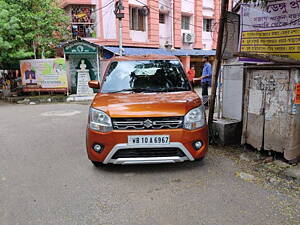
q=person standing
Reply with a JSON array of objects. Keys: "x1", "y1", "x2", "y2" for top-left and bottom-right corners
[
  {"x1": 200, "y1": 56, "x2": 212, "y2": 107},
  {"x1": 187, "y1": 65, "x2": 195, "y2": 83}
]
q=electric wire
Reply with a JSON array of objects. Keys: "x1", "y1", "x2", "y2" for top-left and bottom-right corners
[
  {"x1": 75, "y1": 0, "x2": 300, "y2": 33},
  {"x1": 93, "y1": 0, "x2": 115, "y2": 13},
  {"x1": 135, "y1": 0, "x2": 206, "y2": 30},
  {"x1": 154, "y1": 0, "x2": 300, "y2": 31}
]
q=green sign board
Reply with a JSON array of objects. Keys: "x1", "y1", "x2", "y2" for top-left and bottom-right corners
[{"x1": 64, "y1": 42, "x2": 97, "y2": 55}]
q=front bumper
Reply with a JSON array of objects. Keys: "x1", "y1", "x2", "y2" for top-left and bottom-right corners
[
  {"x1": 86, "y1": 127, "x2": 208, "y2": 164},
  {"x1": 103, "y1": 142, "x2": 193, "y2": 164}
]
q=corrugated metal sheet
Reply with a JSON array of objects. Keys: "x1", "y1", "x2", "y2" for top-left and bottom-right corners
[{"x1": 103, "y1": 46, "x2": 216, "y2": 56}]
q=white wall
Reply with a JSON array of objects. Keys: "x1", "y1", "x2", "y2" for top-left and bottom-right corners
[
  {"x1": 129, "y1": 0, "x2": 147, "y2": 6},
  {"x1": 181, "y1": 15, "x2": 194, "y2": 50},
  {"x1": 130, "y1": 30, "x2": 148, "y2": 42},
  {"x1": 181, "y1": 27, "x2": 194, "y2": 50},
  {"x1": 203, "y1": 0, "x2": 214, "y2": 9},
  {"x1": 159, "y1": 0, "x2": 171, "y2": 9},
  {"x1": 159, "y1": 0, "x2": 172, "y2": 47},
  {"x1": 202, "y1": 6, "x2": 215, "y2": 50},
  {"x1": 102, "y1": 0, "x2": 116, "y2": 39},
  {"x1": 159, "y1": 22, "x2": 169, "y2": 47},
  {"x1": 181, "y1": 0, "x2": 194, "y2": 14},
  {"x1": 128, "y1": 0, "x2": 148, "y2": 42},
  {"x1": 159, "y1": 12, "x2": 172, "y2": 47},
  {"x1": 222, "y1": 65, "x2": 245, "y2": 121},
  {"x1": 181, "y1": 0, "x2": 194, "y2": 49},
  {"x1": 159, "y1": 20, "x2": 169, "y2": 38},
  {"x1": 203, "y1": 8, "x2": 214, "y2": 17},
  {"x1": 202, "y1": 32, "x2": 213, "y2": 49}
]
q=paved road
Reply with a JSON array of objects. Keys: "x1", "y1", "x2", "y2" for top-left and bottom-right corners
[{"x1": 0, "y1": 103, "x2": 299, "y2": 225}]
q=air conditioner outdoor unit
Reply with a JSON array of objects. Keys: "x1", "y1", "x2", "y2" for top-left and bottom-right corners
[
  {"x1": 159, "y1": 5, "x2": 169, "y2": 13},
  {"x1": 183, "y1": 33, "x2": 195, "y2": 43}
]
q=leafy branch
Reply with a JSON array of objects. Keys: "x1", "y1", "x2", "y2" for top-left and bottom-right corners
[{"x1": 0, "y1": 0, "x2": 70, "y2": 68}]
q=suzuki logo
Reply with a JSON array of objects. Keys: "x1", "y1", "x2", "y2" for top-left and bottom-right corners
[{"x1": 143, "y1": 119, "x2": 153, "y2": 128}]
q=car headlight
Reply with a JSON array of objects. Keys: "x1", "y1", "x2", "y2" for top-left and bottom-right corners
[
  {"x1": 89, "y1": 108, "x2": 113, "y2": 132},
  {"x1": 183, "y1": 105, "x2": 206, "y2": 130}
]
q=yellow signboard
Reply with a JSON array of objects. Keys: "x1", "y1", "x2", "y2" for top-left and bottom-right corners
[{"x1": 240, "y1": 1, "x2": 300, "y2": 60}]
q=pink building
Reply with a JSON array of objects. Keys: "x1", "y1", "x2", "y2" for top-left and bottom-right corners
[{"x1": 61, "y1": 0, "x2": 220, "y2": 83}]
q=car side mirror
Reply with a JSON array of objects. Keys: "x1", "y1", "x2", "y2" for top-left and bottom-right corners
[{"x1": 88, "y1": 80, "x2": 100, "y2": 89}]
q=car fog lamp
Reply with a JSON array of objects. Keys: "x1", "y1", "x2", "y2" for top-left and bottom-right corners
[
  {"x1": 93, "y1": 144, "x2": 103, "y2": 153},
  {"x1": 194, "y1": 141, "x2": 202, "y2": 150}
]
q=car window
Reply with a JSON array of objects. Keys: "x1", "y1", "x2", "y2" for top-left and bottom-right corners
[{"x1": 101, "y1": 60, "x2": 191, "y2": 93}]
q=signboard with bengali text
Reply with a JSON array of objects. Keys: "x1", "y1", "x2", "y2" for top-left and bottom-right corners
[{"x1": 240, "y1": 0, "x2": 300, "y2": 60}]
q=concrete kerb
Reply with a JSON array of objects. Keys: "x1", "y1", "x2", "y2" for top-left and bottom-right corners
[
  {"x1": 14, "y1": 95, "x2": 67, "y2": 104},
  {"x1": 4, "y1": 94, "x2": 96, "y2": 104},
  {"x1": 66, "y1": 94, "x2": 96, "y2": 102}
]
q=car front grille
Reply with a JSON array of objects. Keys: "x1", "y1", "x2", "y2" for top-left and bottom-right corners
[
  {"x1": 112, "y1": 116, "x2": 183, "y2": 130},
  {"x1": 111, "y1": 148, "x2": 186, "y2": 159}
]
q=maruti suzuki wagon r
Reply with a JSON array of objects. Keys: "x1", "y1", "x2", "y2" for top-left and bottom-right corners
[{"x1": 86, "y1": 55, "x2": 208, "y2": 166}]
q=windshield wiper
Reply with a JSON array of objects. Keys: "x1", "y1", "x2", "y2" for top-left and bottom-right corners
[{"x1": 107, "y1": 88, "x2": 154, "y2": 93}]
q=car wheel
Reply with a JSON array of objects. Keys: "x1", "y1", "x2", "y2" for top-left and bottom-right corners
[{"x1": 91, "y1": 161, "x2": 104, "y2": 167}]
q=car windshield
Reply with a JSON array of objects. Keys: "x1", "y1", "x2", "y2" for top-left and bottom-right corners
[{"x1": 101, "y1": 60, "x2": 191, "y2": 93}]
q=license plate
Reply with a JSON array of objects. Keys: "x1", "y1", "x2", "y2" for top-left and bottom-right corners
[{"x1": 128, "y1": 135, "x2": 170, "y2": 145}]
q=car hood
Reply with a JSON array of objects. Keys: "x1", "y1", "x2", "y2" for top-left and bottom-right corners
[{"x1": 91, "y1": 91, "x2": 202, "y2": 117}]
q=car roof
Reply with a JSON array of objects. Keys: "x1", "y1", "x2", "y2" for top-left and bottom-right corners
[{"x1": 109, "y1": 54, "x2": 179, "y2": 62}]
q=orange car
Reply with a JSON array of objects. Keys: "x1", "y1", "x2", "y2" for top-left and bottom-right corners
[{"x1": 86, "y1": 55, "x2": 208, "y2": 166}]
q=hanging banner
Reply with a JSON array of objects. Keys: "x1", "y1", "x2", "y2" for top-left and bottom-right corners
[
  {"x1": 20, "y1": 58, "x2": 68, "y2": 89},
  {"x1": 240, "y1": 0, "x2": 300, "y2": 60}
]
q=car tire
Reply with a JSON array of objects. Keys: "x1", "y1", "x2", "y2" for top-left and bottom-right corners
[{"x1": 91, "y1": 161, "x2": 104, "y2": 167}]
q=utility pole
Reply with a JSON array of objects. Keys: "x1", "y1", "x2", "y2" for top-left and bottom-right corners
[
  {"x1": 114, "y1": 0, "x2": 124, "y2": 56},
  {"x1": 208, "y1": 0, "x2": 229, "y2": 128}
]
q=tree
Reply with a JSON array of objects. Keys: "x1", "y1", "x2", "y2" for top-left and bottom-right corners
[{"x1": 0, "y1": 0, "x2": 70, "y2": 68}]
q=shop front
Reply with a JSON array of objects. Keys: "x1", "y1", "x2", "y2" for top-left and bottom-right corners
[{"x1": 0, "y1": 70, "x2": 22, "y2": 98}]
